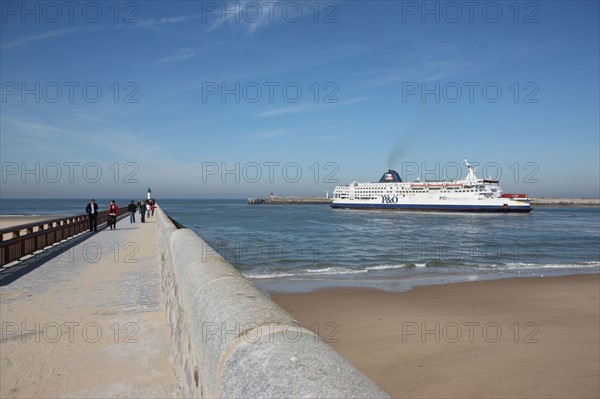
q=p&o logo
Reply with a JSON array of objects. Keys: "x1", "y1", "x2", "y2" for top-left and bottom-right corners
[{"x1": 381, "y1": 195, "x2": 399, "y2": 204}]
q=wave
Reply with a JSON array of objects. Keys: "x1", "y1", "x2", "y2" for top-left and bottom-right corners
[
  {"x1": 244, "y1": 272, "x2": 300, "y2": 279},
  {"x1": 246, "y1": 263, "x2": 417, "y2": 279},
  {"x1": 506, "y1": 261, "x2": 600, "y2": 269},
  {"x1": 365, "y1": 264, "x2": 406, "y2": 271},
  {"x1": 243, "y1": 260, "x2": 600, "y2": 280},
  {"x1": 304, "y1": 267, "x2": 368, "y2": 275}
]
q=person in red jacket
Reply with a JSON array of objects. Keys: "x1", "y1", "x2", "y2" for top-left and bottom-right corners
[{"x1": 108, "y1": 200, "x2": 119, "y2": 230}]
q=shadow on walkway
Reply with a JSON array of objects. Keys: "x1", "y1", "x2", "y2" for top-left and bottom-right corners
[
  {"x1": 0, "y1": 227, "x2": 109, "y2": 287},
  {"x1": 0, "y1": 213, "x2": 136, "y2": 286}
]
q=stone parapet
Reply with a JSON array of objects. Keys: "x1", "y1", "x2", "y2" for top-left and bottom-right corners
[{"x1": 156, "y1": 206, "x2": 389, "y2": 398}]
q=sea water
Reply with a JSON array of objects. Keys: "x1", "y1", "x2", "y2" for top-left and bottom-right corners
[
  {"x1": 161, "y1": 200, "x2": 600, "y2": 291},
  {"x1": 2, "y1": 199, "x2": 599, "y2": 291}
]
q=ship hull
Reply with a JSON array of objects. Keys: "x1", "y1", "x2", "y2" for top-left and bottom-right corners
[
  {"x1": 331, "y1": 202, "x2": 532, "y2": 213},
  {"x1": 331, "y1": 197, "x2": 532, "y2": 213}
]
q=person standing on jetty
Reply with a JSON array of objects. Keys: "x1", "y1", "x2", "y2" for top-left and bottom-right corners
[
  {"x1": 128, "y1": 200, "x2": 136, "y2": 223},
  {"x1": 108, "y1": 200, "x2": 119, "y2": 230},
  {"x1": 85, "y1": 199, "x2": 98, "y2": 232}
]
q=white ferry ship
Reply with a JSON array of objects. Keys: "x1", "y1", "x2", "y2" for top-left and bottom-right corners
[{"x1": 331, "y1": 160, "x2": 532, "y2": 212}]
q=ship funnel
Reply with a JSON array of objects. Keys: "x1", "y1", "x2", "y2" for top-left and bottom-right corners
[{"x1": 379, "y1": 169, "x2": 403, "y2": 182}]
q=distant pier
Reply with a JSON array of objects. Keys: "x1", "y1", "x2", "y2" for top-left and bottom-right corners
[
  {"x1": 530, "y1": 198, "x2": 600, "y2": 207},
  {"x1": 247, "y1": 198, "x2": 266, "y2": 204},
  {"x1": 248, "y1": 196, "x2": 332, "y2": 205}
]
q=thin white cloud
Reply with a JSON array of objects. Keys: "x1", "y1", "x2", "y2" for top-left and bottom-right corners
[
  {"x1": 250, "y1": 129, "x2": 286, "y2": 139},
  {"x1": 158, "y1": 47, "x2": 197, "y2": 64},
  {"x1": 205, "y1": 1, "x2": 319, "y2": 34},
  {"x1": 1, "y1": 113, "x2": 161, "y2": 160},
  {"x1": 2, "y1": 27, "x2": 87, "y2": 49},
  {"x1": 258, "y1": 103, "x2": 318, "y2": 117},
  {"x1": 258, "y1": 97, "x2": 372, "y2": 117},
  {"x1": 1, "y1": 115, "x2": 70, "y2": 140},
  {"x1": 137, "y1": 14, "x2": 201, "y2": 28},
  {"x1": 360, "y1": 54, "x2": 473, "y2": 89},
  {"x1": 317, "y1": 135, "x2": 336, "y2": 140},
  {"x1": 2, "y1": 13, "x2": 200, "y2": 49}
]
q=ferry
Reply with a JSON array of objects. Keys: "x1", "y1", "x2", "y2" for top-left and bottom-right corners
[{"x1": 331, "y1": 160, "x2": 532, "y2": 213}]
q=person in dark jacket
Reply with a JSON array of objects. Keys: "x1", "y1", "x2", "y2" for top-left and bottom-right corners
[
  {"x1": 128, "y1": 200, "x2": 136, "y2": 223},
  {"x1": 138, "y1": 200, "x2": 146, "y2": 223},
  {"x1": 85, "y1": 199, "x2": 98, "y2": 231}
]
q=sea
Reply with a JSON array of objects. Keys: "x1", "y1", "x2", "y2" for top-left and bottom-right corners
[{"x1": 2, "y1": 199, "x2": 599, "y2": 292}]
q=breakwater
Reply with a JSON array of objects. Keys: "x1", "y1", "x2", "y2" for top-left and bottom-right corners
[
  {"x1": 248, "y1": 196, "x2": 332, "y2": 205},
  {"x1": 156, "y1": 206, "x2": 388, "y2": 398},
  {"x1": 530, "y1": 198, "x2": 600, "y2": 207}
]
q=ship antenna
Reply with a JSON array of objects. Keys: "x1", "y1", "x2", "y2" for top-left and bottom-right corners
[{"x1": 464, "y1": 159, "x2": 475, "y2": 171}]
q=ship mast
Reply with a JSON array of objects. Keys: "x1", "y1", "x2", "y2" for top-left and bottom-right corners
[{"x1": 464, "y1": 159, "x2": 478, "y2": 182}]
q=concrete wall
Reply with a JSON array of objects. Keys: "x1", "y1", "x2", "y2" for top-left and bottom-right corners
[{"x1": 156, "y1": 207, "x2": 389, "y2": 398}]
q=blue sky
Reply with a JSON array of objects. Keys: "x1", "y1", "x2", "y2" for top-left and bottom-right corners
[{"x1": 1, "y1": 0, "x2": 599, "y2": 199}]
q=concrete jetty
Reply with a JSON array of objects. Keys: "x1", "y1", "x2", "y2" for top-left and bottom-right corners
[
  {"x1": 0, "y1": 215, "x2": 176, "y2": 398},
  {"x1": 1, "y1": 207, "x2": 389, "y2": 398}
]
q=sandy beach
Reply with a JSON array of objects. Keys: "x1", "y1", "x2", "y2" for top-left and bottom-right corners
[
  {"x1": 272, "y1": 274, "x2": 600, "y2": 398},
  {"x1": 0, "y1": 216, "x2": 63, "y2": 230},
  {"x1": 0, "y1": 216, "x2": 67, "y2": 242}
]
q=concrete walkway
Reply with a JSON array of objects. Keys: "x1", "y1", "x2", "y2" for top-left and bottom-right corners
[{"x1": 0, "y1": 215, "x2": 176, "y2": 398}]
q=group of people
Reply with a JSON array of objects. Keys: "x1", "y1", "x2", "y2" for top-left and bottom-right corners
[
  {"x1": 85, "y1": 198, "x2": 157, "y2": 231},
  {"x1": 127, "y1": 199, "x2": 156, "y2": 224}
]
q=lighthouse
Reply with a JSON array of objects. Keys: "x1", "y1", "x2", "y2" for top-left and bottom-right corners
[{"x1": 147, "y1": 187, "x2": 151, "y2": 200}]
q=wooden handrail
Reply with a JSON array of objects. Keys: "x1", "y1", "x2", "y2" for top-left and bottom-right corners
[{"x1": 0, "y1": 205, "x2": 128, "y2": 267}]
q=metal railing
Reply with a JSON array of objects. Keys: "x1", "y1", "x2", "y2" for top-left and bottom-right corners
[{"x1": 0, "y1": 207, "x2": 127, "y2": 267}]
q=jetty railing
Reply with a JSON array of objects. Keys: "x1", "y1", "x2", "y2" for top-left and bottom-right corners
[{"x1": 0, "y1": 207, "x2": 126, "y2": 267}]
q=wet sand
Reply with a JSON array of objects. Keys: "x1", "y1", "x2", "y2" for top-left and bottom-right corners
[{"x1": 272, "y1": 274, "x2": 600, "y2": 398}]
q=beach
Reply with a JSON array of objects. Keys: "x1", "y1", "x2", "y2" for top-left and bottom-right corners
[
  {"x1": 0, "y1": 216, "x2": 67, "y2": 242},
  {"x1": 0, "y1": 216, "x2": 61, "y2": 230},
  {"x1": 272, "y1": 274, "x2": 600, "y2": 398}
]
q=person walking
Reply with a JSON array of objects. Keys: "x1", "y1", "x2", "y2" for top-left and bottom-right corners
[
  {"x1": 85, "y1": 199, "x2": 98, "y2": 231},
  {"x1": 108, "y1": 200, "x2": 119, "y2": 230},
  {"x1": 139, "y1": 200, "x2": 146, "y2": 223},
  {"x1": 146, "y1": 201, "x2": 151, "y2": 218},
  {"x1": 128, "y1": 200, "x2": 136, "y2": 223}
]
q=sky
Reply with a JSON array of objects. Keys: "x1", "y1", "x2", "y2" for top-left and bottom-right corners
[{"x1": 1, "y1": 0, "x2": 599, "y2": 199}]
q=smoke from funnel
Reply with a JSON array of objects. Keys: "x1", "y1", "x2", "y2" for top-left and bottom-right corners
[{"x1": 387, "y1": 137, "x2": 413, "y2": 169}]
